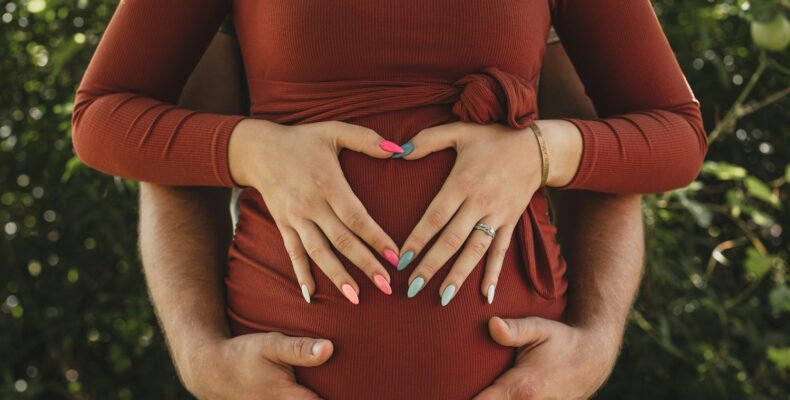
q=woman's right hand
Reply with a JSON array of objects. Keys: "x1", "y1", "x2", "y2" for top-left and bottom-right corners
[{"x1": 228, "y1": 119, "x2": 403, "y2": 304}]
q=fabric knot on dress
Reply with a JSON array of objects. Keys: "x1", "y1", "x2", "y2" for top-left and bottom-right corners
[{"x1": 450, "y1": 66, "x2": 538, "y2": 129}]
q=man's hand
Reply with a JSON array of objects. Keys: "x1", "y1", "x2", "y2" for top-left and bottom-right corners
[
  {"x1": 473, "y1": 317, "x2": 618, "y2": 400},
  {"x1": 184, "y1": 333, "x2": 333, "y2": 400}
]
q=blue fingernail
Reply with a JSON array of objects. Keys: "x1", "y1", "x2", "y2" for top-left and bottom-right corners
[
  {"x1": 392, "y1": 142, "x2": 414, "y2": 159},
  {"x1": 441, "y1": 285, "x2": 456, "y2": 306},
  {"x1": 396, "y1": 251, "x2": 414, "y2": 271},
  {"x1": 407, "y1": 276, "x2": 425, "y2": 298}
]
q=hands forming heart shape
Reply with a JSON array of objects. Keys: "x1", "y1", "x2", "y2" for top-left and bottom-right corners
[{"x1": 228, "y1": 118, "x2": 548, "y2": 306}]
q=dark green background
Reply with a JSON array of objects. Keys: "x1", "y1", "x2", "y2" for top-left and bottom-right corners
[{"x1": 1, "y1": 0, "x2": 788, "y2": 398}]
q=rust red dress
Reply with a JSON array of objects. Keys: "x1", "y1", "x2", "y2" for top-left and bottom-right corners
[{"x1": 71, "y1": 1, "x2": 707, "y2": 398}]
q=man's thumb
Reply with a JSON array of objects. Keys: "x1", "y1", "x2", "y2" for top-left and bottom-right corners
[
  {"x1": 488, "y1": 316, "x2": 549, "y2": 347},
  {"x1": 260, "y1": 332, "x2": 334, "y2": 367}
]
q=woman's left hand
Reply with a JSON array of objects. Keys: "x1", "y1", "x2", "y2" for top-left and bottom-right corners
[{"x1": 396, "y1": 121, "x2": 545, "y2": 306}]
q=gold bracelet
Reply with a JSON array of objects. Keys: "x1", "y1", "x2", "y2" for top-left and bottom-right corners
[{"x1": 530, "y1": 121, "x2": 549, "y2": 186}]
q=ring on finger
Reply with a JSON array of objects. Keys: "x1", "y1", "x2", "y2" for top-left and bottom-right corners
[{"x1": 473, "y1": 222, "x2": 496, "y2": 238}]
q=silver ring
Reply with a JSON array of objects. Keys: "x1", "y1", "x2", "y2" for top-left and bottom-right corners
[{"x1": 474, "y1": 222, "x2": 496, "y2": 238}]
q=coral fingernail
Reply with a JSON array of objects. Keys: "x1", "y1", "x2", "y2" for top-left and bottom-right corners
[
  {"x1": 383, "y1": 249, "x2": 399, "y2": 266},
  {"x1": 379, "y1": 139, "x2": 404, "y2": 153},
  {"x1": 374, "y1": 274, "x2": 392, "y2": 295},
  {"x1": 341, "y1": 284, "x2": 359, "y2": 304}
]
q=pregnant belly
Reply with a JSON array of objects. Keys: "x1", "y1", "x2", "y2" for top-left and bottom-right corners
[{"x1": 225, "y1": 108, "x2": 566, "y2": 400}]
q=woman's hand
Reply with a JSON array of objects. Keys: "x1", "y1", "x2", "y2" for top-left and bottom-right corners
[
  {"x1": 396, "y1": 120, "x2": 580, "y2": 305},
  {"x1": 227, "y1": 119, "x2": 404, "y2": 304}
]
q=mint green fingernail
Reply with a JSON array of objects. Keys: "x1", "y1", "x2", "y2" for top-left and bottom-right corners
[
  {"x1": 301, "y1": 283, "x2": 311, "y2": 304},
  {"x1": 441, "y1": 285, "x2": 456, "y2": 306},
  {"x1": 487, "y1": 283, "x2": 495, "y2": 304},
  {"x1": 397, "y1": 251, "x2": 414, "y2": 271},
  {"x1": 392, "y1": 141, "x2": 414, "y2": 159},
  {"x1": 407, "y1": 276, "x2": 425, "y2": 298}
]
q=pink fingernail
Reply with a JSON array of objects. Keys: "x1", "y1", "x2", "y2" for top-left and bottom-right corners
[
  {"x1": 374, "y1": 274, "x2": 393, "y2": 295},
  {"x1": 341, "y1": 284, "x2": 359, "y2": 304},
  {"x1": 383, "y1": 249, "x2": 400, "y2": 267},
  {"x1": 379, "y1": 140, "x2": 404, "y2": 153}
]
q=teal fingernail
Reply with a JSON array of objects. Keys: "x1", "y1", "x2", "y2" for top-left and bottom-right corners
[
  {"x1": 392, "y1": 141, "x2": 414, "y2": 159},
  {"x1": 396, "y1": 251, "x2": 414, "y2": 271},
  {"x1": 407, "y1": 276, "x2": 425, "y2": 298},
  {"x1": 441, "y1": 285, "x2": 456, "y2": 306},
  {"x1": 487, "y1": 283, "x2": 495, "y2": 304}
]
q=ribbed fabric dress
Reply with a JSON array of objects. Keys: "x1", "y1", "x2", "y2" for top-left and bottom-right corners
[{"x1": 71, "y1": 1, "x2": 707, "y2": 398}]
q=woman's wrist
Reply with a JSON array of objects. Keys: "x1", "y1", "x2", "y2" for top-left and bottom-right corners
[
  {"x1": 531, "y1": 119, "x2": 583, "y2": 187},
  {"x1": 228, "y1": 118, "x2": 280, "y2": 188}
]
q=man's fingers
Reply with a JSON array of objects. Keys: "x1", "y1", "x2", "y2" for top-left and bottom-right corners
[
  {"x1": 472, "y1": 369, "x2": 540, "y2": 400},
  {"x1": 396, "y1": 123, "x2": 461, "y2": 160},
  {"x1": 332, "y1": 121, "x2": 403, "y2": 159},
  {"x1": 259, "y1": 332, "x2": 334, "y2": 367},
  {"x1": 489, "y1": 316, "x2": 554, "y2": 347}
]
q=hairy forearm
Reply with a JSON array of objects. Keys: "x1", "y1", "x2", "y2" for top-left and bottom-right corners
[
  {"x1": 137, "y1": 31, "x2": 246, "y2": 387},
  {"x1": 550, "y1": 190, "x2": 644, "y2": 344},
  {"x1": 539, "y1": 42, "x2": 645, "y2": 348},
  {"x1": 139, "y1": 184, "x2": 233, "y2": 362}
]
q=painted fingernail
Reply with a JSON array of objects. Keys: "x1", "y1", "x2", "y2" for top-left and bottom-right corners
[
  {"x1": 383, "y1": 249, "x2": 400, "y2": 267},
  {"x1": 374, "y1": 274, "x2": 393, "y2": 295},
  {"x1": 301, "y1": 283, "x2": 311, "y2": 304},
  {"x1": 379, "y1": 139, "x2": 404, "y2": 153},
  {"x1": 396, "y1": 250, "x2": 414, "y2": 271},
  {"x1": 407, "y1": 276, "x2": 425, "y2": 298},
  {"x1": 392, "y1": 141, "x2": 414, "y2": 159},
  {"x1": 487, "y1": 283, "x2": 496, "y2": 304},
  {"x1": 341, "y1": 283, "x2": 359, "y2": 304},
  {"x1": 441, "y1": 284, "x2": 457, "y2": 306}
]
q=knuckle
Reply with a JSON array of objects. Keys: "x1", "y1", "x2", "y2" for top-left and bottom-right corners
[
  {"x1": 332, "y1": 231, "x2": 355, "y2": 253},
  {"x1": 442, "y1": 231, "x2": 464, "y2": 250},
  {"x1": 469, "y1": 240, "x2": 489, "y2": 258},
  {"x1": 306, "y1": 244, "x2": 324, "y2": 260},
  {"x1": 345, "y1": 210, "x2": 367, "y2": 232},
  {"x1": 426, "y1": 209, "x2": 447, "y2": 231},
  {"x1": 286, "y1": 247, "x2": 306, "y2": 263},
  {"x1": 312, "y1": 173, "x2": 334, "y2": 195},
  {"x1": 512, "y1": 380, "x2": 540, "y2": 398},
  {"x1": 492, "y1": 246, "x2": 508, "y2": 260},
  {"x1": 290, "y1": 337, "x2": 312, "y2": 358}
]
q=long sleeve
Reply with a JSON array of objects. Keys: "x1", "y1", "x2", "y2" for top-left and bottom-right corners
[
  {"x1": 71, "y1": 0, "x2": 247, "y2": 188},
  {"x1": 551, "y1": 0, "x2": 708, "y2": 194}
]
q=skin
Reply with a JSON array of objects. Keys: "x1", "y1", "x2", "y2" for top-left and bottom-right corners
[{"x1": 140, "y1": 31, "x2": 644, "y2": 399}]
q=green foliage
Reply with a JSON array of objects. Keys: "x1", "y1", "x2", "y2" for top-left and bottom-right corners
[{"x1": 1, "y1": 0, "x2": 788, "y2": 399}]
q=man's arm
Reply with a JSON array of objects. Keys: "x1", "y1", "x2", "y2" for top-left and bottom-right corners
[
  {"x1": 475, "y1": 40, "x2": 645, "y2": 399},
  {"x1": 138, "y1": 29, "x2": 240, "y2": 389},
  {"x1": 139, "y1": 32, "x2": 331, "y2": 399},
  {"x1": 540, "y1": 41, "x2": 645, "y2": 350}
]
